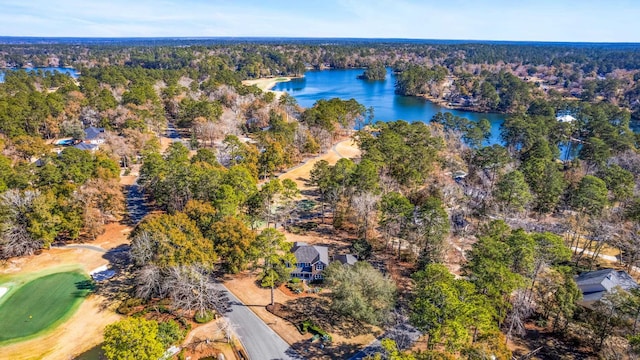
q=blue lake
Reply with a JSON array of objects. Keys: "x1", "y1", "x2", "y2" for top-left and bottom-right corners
[
  {"x1": 274, "y1": 68, "x2": 582, "y2": 159},
  {"x1": 0, "y1": 67, "x2": 79, "y2": 83},
  {"x1": 274, "y1": 68, "x2": 507, "y2": 145}
]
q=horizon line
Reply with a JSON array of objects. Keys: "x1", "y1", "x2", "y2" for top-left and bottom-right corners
[{"x1": 1, "y1": 36, "x2": 640, "y2": 46}]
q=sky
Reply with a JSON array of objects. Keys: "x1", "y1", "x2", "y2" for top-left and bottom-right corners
[{"x1": 1, "y1": 0, "x2": 639, "y2": 42}]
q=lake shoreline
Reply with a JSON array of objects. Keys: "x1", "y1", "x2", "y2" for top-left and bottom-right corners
[
  {"x1": 274, "y1": 69, "x2": 507, "y2": 117},
  {"x1": 243, "y1": 76, "x2": 304, "y2": 100},
  {"x1": 417, "y1": 93, "x2": 500, "y2": 115}
]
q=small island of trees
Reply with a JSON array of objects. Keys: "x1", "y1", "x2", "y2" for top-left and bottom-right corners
[{"x1": 358, "y1": 61, "x2": 386, "y2": 80}]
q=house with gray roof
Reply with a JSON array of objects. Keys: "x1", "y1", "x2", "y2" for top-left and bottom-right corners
[
  {"x1": 73, "y1": 143, "x2": 99, "y2": 152},
  {"x1": 84, "y1": 127, "x2": 106, "y2": 145},
  {"x1": 575, "y1": 268, "x2": 639, "y2": 306},
  {"x1": 290, "y1": 242, "x2": 329, "y2": 280},
  {"x1": 334, "y1": 254, "x2": 358, "y2": 266}
]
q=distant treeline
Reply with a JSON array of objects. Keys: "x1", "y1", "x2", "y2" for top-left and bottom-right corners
[{"x1": 3, "y1": 40, "x2": 640, "y2": 73}]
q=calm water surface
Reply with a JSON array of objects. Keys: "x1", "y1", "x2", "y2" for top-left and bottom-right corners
[{"x1": 274, "y1": 68, "x2": 507, "y2": 144}]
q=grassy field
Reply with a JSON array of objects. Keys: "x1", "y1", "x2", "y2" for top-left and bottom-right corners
[{"x1": 0, "y1": 271, "x2": 92, "y2": 345}]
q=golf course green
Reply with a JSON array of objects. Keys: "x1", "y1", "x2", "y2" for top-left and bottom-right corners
[{"x1": 0, "y1": 271, "x2": 92, "y2": 344}]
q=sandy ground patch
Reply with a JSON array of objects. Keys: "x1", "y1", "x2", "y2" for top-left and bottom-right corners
[
  {"x1": 243, "y1": 77, "x2": 292, "y2": 91},
  {"x1": 120, "y1": 175, "x2": 137, "y2": 186},
  {"x1": 242, "y1": 77, "x2": 295, "y2": 100},
  {"x1": 181, "y1": 318, "x2": 237, "y2": 360},
  {"x1": 160, "y1": 136, "x2": 172, "y2": 153},
  {"x1": 279, "y1": 139, "x2": 360, "y2": 190},
  {"x1": 333, "y1": 139, "x2": 361, "y2": 159}
]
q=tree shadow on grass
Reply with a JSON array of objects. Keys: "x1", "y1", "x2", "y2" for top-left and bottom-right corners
[
  {"x1": 71, "y1": 279, "x2": 97, "y2": 297},
  {"x1": 75, "y1": 279, "x2": 96, "y2": 291}
]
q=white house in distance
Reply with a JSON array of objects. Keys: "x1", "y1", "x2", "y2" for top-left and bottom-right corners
[
  {"x1": 556, "y1": 114, "x2": 577, "y2": 123},
  {"x1": 290, "y1": 242, "x2": 329, "y2": 281}
]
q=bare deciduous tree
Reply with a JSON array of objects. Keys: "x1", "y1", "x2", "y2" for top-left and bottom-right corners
[
  {"x1": 0, "y1": 190, "x2": 43, "y2": 259},
  {"x1": 80, "y1": 107, "x2": 101, "y2": 127},
  {"x1": 615, "y1": 224, "x2": 640, "y2": 273},
  {"x1": 129, "y1": 231, "x2": 157, "y2": 266},
  {"x1": 217, "y1": 317, "x2": 238, "y2": 343},
  {"x1": 74, "y1": 178, "x2": 125, "y2": 239},
  {"x1": 193, "y1": 117, "x2": 220, "y2": 147},
  {"x1": 351, "y1": 192, "x2": 380, "y2": 241},
  {"x1": 134, "y1": 264, "x2": 165, "y2": 300},
  {"x1": 166, "y1": 265, "x2": 229, "y2": 317},
  {"x1": 102, "y1": 132, "x2": 135, "y2": 168},
  {"x1": 504, "y1": 289, "x2": 534, "y2": 345}
]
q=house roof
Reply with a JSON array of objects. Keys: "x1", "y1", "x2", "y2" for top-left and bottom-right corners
[
  {"x1": 556, "y1": 114, "x2": 576, "y2": 123},
  {"x1": 74, "y1": 143, "x2": 99, "y2": 151},
  {"x1": 575, "y1": 269, "x2": 638, "y2": 303},
  {"x1": 292, "y1": 242, "x2": 329, "y2": 265},
  {"x1": 334, "y1": 254, "x2": 358, "y2": 266},
  {"x1": 84, "y1": 127, "x2": 105, "y2": 140}
]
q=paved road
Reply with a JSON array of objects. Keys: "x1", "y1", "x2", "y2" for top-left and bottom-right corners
[
  {"x1": 161, "y1": 123, "x2": 302, "y2": 359},
  {"x1": 124, "y1": 182, "x2": 147, "y2": 225},
  {"x1": 215, "y1": 284, "x2": 303, "y2": 360},
  {"x1": 166, "y1": 122, "x2": 187, "y2": 145}
]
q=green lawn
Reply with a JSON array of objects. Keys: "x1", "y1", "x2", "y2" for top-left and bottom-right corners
[{"x1": 0, "y1": 271, "x2": 92, "y2": 344}]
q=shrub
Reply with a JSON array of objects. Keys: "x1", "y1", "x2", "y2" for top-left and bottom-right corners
[
  {"x1": 116, "y1": 298, "x2": 143, "y2": 315},
  {"x1": 155, "y1": 305, "x2": 171, "y2": 314},
  {"x1": 194, "y1": 310, "x2": 215, "y2": 324},
  {"x1": 352, "y1": 238, "x2": 372, "y2": 259},
  {"x1": 298, "y1": 319, "x2": 332, "y2": 342},
  {"x1": 157, "y1": 319, "x2": 187, "y2": 347},
  {"x1": 286, "y1": 279, "x2": 304, "y2": 294},
  {"x1": 176, "y1": 316, "x2": 192, "y2": 332}
]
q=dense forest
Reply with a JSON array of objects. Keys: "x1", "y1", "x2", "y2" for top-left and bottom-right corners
[
  {"x1": 3, "y1": 39, "x2": 640, "y2": 117},
  {"x1": 1, "y1": 39, "x2": 640, "y2": 359}
]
